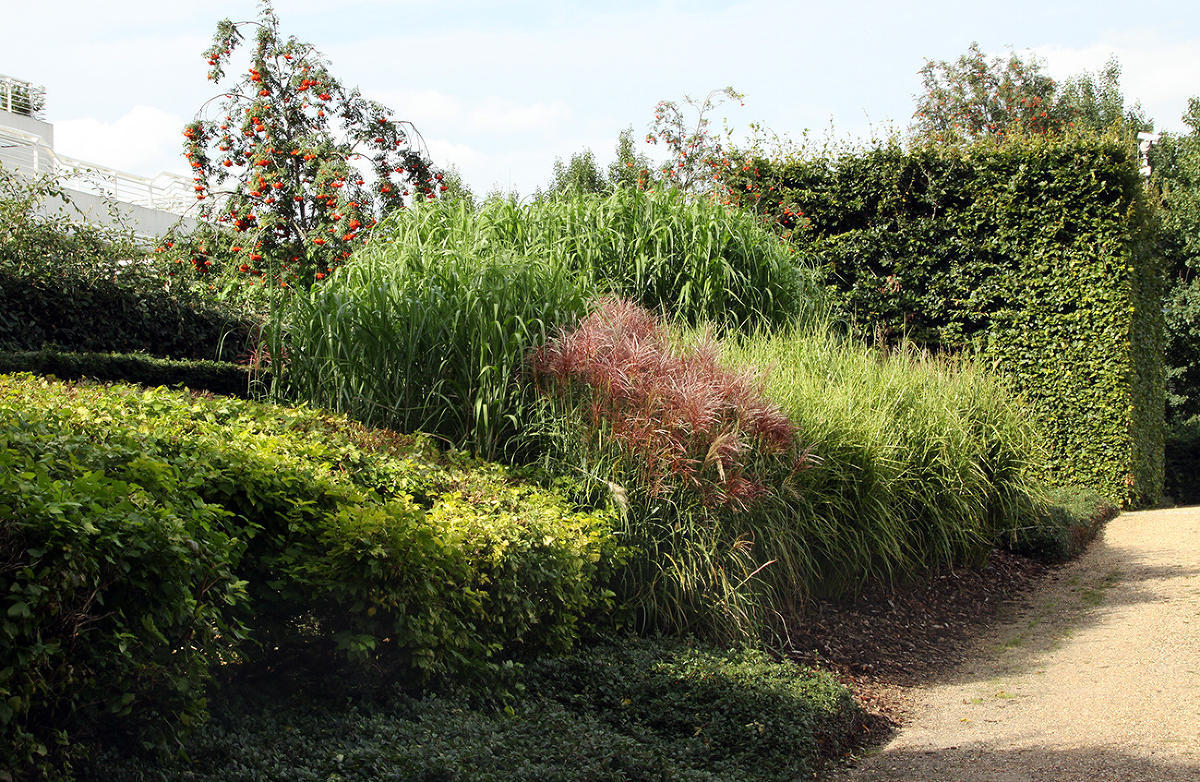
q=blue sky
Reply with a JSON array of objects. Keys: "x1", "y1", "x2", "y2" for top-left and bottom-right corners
[{"x1": 5, "y1": 1, "x2": 1200, "y2": 196}]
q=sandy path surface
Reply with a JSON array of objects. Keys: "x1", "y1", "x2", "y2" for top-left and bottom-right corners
[{"x1": 837, "y1": 505, "x2": 1200, "y2": 781}]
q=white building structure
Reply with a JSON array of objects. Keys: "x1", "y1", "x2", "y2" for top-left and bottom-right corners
[{"x1": 0, "y1": 74, "x2": 196, "y2": 240}]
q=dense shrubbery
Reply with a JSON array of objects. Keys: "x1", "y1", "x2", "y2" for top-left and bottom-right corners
[
  {"x1": 276, "y1": 189, "x2": 825, "y2": 458},
  {"x1": 79, "y1": 638, "x2": 861, "y2": 782},
  {"x1": 725, "y1": 133, "x2": 1163, "y2": 505},
  {"x1": 0, "y1": 166, "x2": 255, "y2": 361},
  {"x1": 0, "y1": 374, "x2": 619, "y2": 776}
]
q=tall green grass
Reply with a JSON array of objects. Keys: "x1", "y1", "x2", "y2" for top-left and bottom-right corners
[
  {"x1": 375, "y1": 189, "x2": 823, "y2": 331},
  {"x1": 273, "y1": 189, "x2": 825, "y2": 456},
  {"x1": 529, "y1": 308, "x2": 1049, "y2": 642},
  {"x1": 276, "y1": 249, "x2": 591, "y2": 460},
  {"x1": 723, "y1": 324, "x2": 1047, "y2": 597}
]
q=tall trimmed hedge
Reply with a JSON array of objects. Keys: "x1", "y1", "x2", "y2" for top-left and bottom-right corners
[{"x1": 729, "y1": 134, "x2": 1164, "y2": 505}]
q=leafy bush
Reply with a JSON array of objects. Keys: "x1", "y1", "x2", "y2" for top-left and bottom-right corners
[
  {"x1": 0, "y1": 374, "x2": 621, "y2": 775},
  {"x1": 0, "y1": 349, "x2": 254, "y2": 397},
  {"x1": 526, "y1": 302, "x2": 1048, "y2": 640},
  {"x1": 0, "y1": 165, "x2": 256, "y2": 361},
  {"x1": 726, "y1": 133, "x2": 1164, "y2": 506},
  {"x1": 723, "y1": 323, "x2": 1047, "y2": 595},
  {"x1": 0, "y1": 388, "x2": 248, "y2": 778},
  {"x1": 1164, "y1": 277, "x2": 1200, "y2": 422},
  {"x1": 78, "y1": 638, "x2": 861, "y2": 782},
  {"x1": 1006, "y1": 487, "x2": 1120, "y2": 562}
]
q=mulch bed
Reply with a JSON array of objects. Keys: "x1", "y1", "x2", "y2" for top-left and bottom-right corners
[{"x1": 785, "y1": 549, "x2": 1051, "y2": 746}]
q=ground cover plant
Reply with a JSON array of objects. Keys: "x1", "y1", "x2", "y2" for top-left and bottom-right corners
[
  {"x1": 274, "y1": 188, "x2": 825, "y2": 459},
  {"x1": 0, "y1": 373, "x2": 620, "y2": 778},
  {"x1": 77, "y1": 637, "x2": 862, "y2": 782}
]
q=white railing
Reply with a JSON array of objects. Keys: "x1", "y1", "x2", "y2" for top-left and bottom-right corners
[
  {"x1": 0, "y1": 74, "x2": 46, "y2": 119},
  {"x1": 0, "y1": 126, "x2": 194, "y2": 214}
]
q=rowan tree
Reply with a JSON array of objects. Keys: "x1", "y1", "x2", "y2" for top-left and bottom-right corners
[
  {"x1": 912, "y1": 43, "x2": 1071, "y2": 142},
  {"x1": 180, "y1": 1, "x2": 441, "y2": 288}
]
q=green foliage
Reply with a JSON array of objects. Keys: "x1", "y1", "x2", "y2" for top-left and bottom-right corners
[
  {"x1": 1006, "y1": 486, "x2": 1119, "y2": 562},
  {"x1": 912, "y1": 45, "x2": 1147, "y2": 143},
  {"x1": 0, "y1": 349, "x2": 254, "y2": 397},
  {"x1": 78, "y1": 638, "x2": 862, "y2": 782},
  {"x1": 723, "y1": 324, "x2": 1048, "y2": 595},
  {"x1": 276, "y1": 244, "x2": 594, "y2": 460},
  {"x1": 1057, "y1": 57, "x2": 1152, "y2": 135},
  {"x1": 0, "y1": 165, "x2": 255, "y2": 361},
  {"x1": 529, "y1": 311, "x2": 1048, "y2": 641},
  {"x1": 1164, "y1": 416, "x2": 1200, "y2": 505},
  {"x1": 540, "y1": 148, "x2": 611, "y2": 198},
  {"x1": 1164, "y1": 277, "x2": 1200, "y2": 421},
  {"x1": 0, "y1": 374, "x2": 621, "y2": 775},
  {"x1": 276, "y1": 189, "x2": 823, "y2": 457},
  {"x1": 185, "y1": 1, "x2": 440, "y2": 286},
  {"x1": 1151, "y1": 100, "x2": 1200, "y2": 422},
  {"x1": 726, "y1": 134, "x2": 1164, "y2": 506},
  {"x1": 527, "y1": 301, "x2": 808, "y2": 641},
  {"x1": 0, "y1": 381, "x2": 248, "y2": 777}
]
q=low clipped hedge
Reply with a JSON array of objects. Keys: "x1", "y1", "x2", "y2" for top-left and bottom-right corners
[
  {"x1": 0, "y1": 374, "x2": 620, "y2": 777},
  {"x1": 728, "y1": 133, "x2": 1165, "y2": 506},
  {"x1": 0, "y1": 349, "x2": 254, "y2": 397},
  {"x1": 0, "y1": 265, "x2": 254, "y2": 362}
]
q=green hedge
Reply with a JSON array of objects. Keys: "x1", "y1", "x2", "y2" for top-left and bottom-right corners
[
  {"x1": 729, "y1": 134, "x2": 1164, "y2": 505},
  {"x1": 0, "y1": 349, "x2": 254, "y2": 397},
  {"x1": 0, "y1": 266, "x2": 253, "y2": 361},
  {"x1": 0, "y1": 374, "x2": 619, "y2": 777}
]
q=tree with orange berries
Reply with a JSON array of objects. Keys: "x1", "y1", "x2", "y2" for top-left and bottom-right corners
[{"x1": 181, "y1": 1, "x2": 441, "y2": 288}]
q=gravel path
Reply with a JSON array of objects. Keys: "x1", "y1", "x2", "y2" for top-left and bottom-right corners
[{"x1": 836, "y1": 506, "x2": 1200, "y2": 781}]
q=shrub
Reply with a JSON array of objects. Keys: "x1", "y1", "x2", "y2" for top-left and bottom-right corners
[
  {"x1": 0, "y1": 374, "x2": 621, "y2": 774},
  {"x1": 0, "y1": 165, "x2": 256, "y2": 361},
  {"x1": 1164, "y1": 416, "x2": 1200, "y2": 505},
  {"x1": 723, "y1": 323, "x2": 1047, "y2": 595},
  {"x1": 275, "y1": 188, "x2": 825, "y2": 459},
  {"x1": 1006, "y1": 486, "x2": 1119, "y2": 562},
  {"x1": 528, "y1": 299, "x2": 809, "y2": 639},
  {"x1": 0, "y1": 390, "x2": 248, "y2": 778},
  {"x1": 527, "y1": 302, "x2": 1047, "y2": 640}
]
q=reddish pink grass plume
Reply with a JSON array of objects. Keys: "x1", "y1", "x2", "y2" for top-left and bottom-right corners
[{"x1": 530, "y1": 298, "x2": 805, "y2": 509}]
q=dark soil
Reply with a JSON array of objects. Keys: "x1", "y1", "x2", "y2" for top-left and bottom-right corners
[{"x1": 785, "y1": 549, "x2": 1050, "y2": 748}]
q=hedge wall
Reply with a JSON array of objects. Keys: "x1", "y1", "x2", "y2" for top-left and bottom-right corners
[{"x1": 729, "y1": 134, "x2": 1164, "y2": 505}]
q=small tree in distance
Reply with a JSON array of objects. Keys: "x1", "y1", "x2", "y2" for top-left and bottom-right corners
[
  {"x1": 181, "y1": 0, "x2": 441, "y2": 288},
  {"x1": 913, "y1": 43, "x2": 1069, "y2": 143}
]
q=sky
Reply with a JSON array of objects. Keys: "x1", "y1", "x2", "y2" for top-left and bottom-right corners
[{"x1": 4, "y1": 0, "x2": 1200, "y2": 197}]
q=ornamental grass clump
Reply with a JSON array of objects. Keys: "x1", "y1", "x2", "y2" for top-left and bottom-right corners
[
  {"x1": 528, "y1": 299, "x2": 812, "y2": 641},
  {"x1": 723, "y1": 323, "x2": 1048, "y2": 595}
]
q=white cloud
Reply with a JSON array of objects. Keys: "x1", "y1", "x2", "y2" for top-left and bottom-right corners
[{"x1": 54, "y1": 106, "x2": 190, "y2": 178}]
